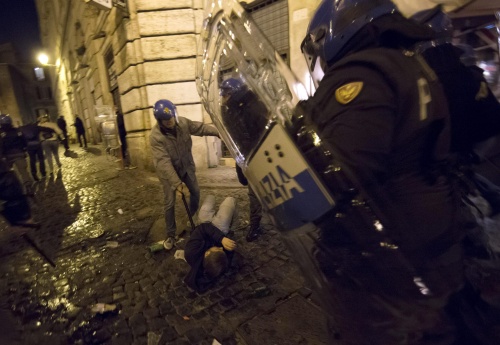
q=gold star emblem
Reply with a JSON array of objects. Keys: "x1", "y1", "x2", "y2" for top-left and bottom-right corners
[
  {"x1": 335, "y1": 82, "x2": 363, "y2": 105},
  {"x1": 164, "y1": 108, "x2": 171, "y2": 115}
]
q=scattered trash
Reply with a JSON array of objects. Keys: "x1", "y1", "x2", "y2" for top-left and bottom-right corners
[
  {"x1": 174, "y1": 250, "x2": 186, "y2": 261},
  {"x1": 105, "y1": 241, "x2": 119, "y2": 248},
  {"x1": 212, "y1": 339, "x2": 222, "y2": 345},
  {"x1": 147, "y1": 331, "x2": 161, "y2": 345},
  {"x1": 117, "y1": 209, "x2": 124, "y2": 215},
  {"x1": 91, "y1": 303, "x2": 117, "y2": 314},
  {"x1": 253, "y1": 285, "x2": 271, "y2": 298},
  {"x1": 182, "y1": 315, "x2": 190, "y2": 321},
  {"x1": 149, "y1": 240, "x2": 165, "y2": 253}
]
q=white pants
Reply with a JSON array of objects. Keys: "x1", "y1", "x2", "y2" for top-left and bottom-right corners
[{"x1": 197, "y1": 195, "x2": 237, "y2": 234}]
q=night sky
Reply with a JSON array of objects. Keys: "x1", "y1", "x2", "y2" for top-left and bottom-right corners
[{"x1": 0, "y1": 0, "x2": 41, "y2": 62}]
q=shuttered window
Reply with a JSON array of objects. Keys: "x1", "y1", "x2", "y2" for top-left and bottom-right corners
[{"x1": 247, "y1": 0, "x2": 289, "y2": 58}]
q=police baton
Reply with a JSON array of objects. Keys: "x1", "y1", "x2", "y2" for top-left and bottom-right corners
[
  {"x1": 21, "y1": 233, "x2": 56, "y2": 268},
  {"x1": 180, "y1": 190, "x2": 196, "y2": 232}
]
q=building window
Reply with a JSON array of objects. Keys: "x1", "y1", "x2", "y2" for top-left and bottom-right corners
[
  {"x1": 35, "y1": 86, "x2": 53, "y2": 100},
  {"x1": 36, "y1": 109, "x2": 49, "y2": 118},
  {"x1": 246, "y1": 0, "x2": 289, "y2": 59},
  {"x1": 34, "y1": 67, "x2": 45, "y2": 81}
]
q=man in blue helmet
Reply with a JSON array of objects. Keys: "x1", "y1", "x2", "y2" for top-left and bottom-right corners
[
  {"x1": 150, "y1": 99, "x2": 219, "y2": 250},
  {"x1": 298, "y1": 0, "x2": 475, "y2": 343}
]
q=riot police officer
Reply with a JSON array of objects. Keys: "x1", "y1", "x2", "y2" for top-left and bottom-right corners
[
  {"x1": 296, "y1": 0, "x2": 491, "y2": 343},
  {"x1": 220, "y1": 78, "x2": 269, "y2": 241}
]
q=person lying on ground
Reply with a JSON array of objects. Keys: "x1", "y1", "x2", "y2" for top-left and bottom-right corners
[{"x1": 184, "y1": 196, "x2": 238, "y2": 292}]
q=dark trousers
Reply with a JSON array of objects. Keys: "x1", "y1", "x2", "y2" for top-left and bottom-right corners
[
  {"x1": 0, "y1": 171, "x2": 31, "y2": 224},
  {"x1": 248, "y1": 186, "x2": 262, "y2": 230},
  {"x1": 120, "y1": 135, "x2": 130, "y2": 166},
  {"x1": 27, "y1": 146, "x2": 46, "y2": 179},
  {"x1": 77, "y1": 132, "x2": 87, "y2": 148},
  {"x1": 61, "y1": 131, "x2": 69, "y2": 150}
]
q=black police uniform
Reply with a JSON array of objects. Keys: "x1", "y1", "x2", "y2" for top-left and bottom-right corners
[
  {"x1": 300, "y1": 46, "x2": 466, "y2": 344},
  {"x1": 221, "y1": 89, "x2": 268, "y2": 158},
  {"x1": 0, "y1": 138, "x2": 32, "y2": 225},
  {"x1": 221, "y1": 89, "x2": 268, "y2": 240}
]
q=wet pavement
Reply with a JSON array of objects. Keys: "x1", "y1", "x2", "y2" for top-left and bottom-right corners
[{"x1": 0, "y1": 144, "x2": 328, "y2": 345}]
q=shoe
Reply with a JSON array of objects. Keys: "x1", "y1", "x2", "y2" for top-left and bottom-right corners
[
  {"x1": 163, "y1": 237, "x2": 175, "y2": 250},
  {"x1": 246, "y1": 226, "x2": 262, "y2": 242}
]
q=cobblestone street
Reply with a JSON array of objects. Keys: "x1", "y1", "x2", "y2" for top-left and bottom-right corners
[{"x1": 0, "y1": 143, "x2": 328, "y2": 345}]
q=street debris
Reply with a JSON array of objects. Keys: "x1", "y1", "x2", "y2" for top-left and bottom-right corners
[
  {"x1": 105, "y1": 241, "x2": 119, "y2": 248},
  {"x1": 147, "y1": 331, "x2": 160, "y2": 345},
  {"x1": 182, "y1": 315, "x2": 190, "y2": 321},
  {"x1": 212, "y1": 339, "x2": 222, "y2": 345},
  {"x1": 174, "y1": 250, "x2": 186, "y2": 261},
  {"x1": 149, "y1": 240, "x2": 165, "y2": 253},
  {"x1": 117, "y1": 209, "x2": 124, "y2": 214},
  {"x1": 91, "y1": 303, "x2": 117, "y2": 315}
]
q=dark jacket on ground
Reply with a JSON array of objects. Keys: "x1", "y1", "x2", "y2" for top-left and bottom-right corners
[{"x1": 184, "y1": 223, "x2": 233, "y2": 292}]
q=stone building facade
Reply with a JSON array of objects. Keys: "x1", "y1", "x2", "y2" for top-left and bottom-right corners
[{"x1": 33, "y1": 0, "x2": 321, "y2": 170}]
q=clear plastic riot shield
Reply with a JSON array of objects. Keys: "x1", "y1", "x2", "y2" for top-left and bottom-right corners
[
  {"x1": 95, "y1": 106, "x2": 121, "y2": 166},
  {"x1": 196, "y1": 0, "x2": 335, "y2": 231}
]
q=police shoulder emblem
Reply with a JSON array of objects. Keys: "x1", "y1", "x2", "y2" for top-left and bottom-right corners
[{"x1": 335, "y1": 82, "x2": 364, "y2": 105}]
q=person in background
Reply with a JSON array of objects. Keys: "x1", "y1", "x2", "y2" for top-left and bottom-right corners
[
  {"x1": 20, "y1": 121, "x2": 47, "y2": 181},
  {"x1": 0, "y1": 114, "x2": 33, "y2": 195},
  {"x1": 38, "y1": 114, "x2": 63, "y2": 175},
  {"x1": 56, "y1": 115, "x2": 70, "y2": 152},
  {"x1": 150, "y1": 99, "x2": 219, "y2": 251},
  {"x1": 184, "y1": 195, "x2": 238, "y2": 292},
  {"x1": 73, "y1": 115, "x2": 87, "y2": 149},
  {"x1": 115, "y1": 108, "x2": 136, "y2": 169},
  {"x1": 0, "y1": 129, "x2": 38, "y2": 228}
]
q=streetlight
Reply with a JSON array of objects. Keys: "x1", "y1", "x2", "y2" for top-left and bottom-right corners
[
  {"x1": 38, "y1": 53, "x2": 49, "y2": 65},
  {"x1": 37, "y1": 53, "x2": 59, "y2": 67}
]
